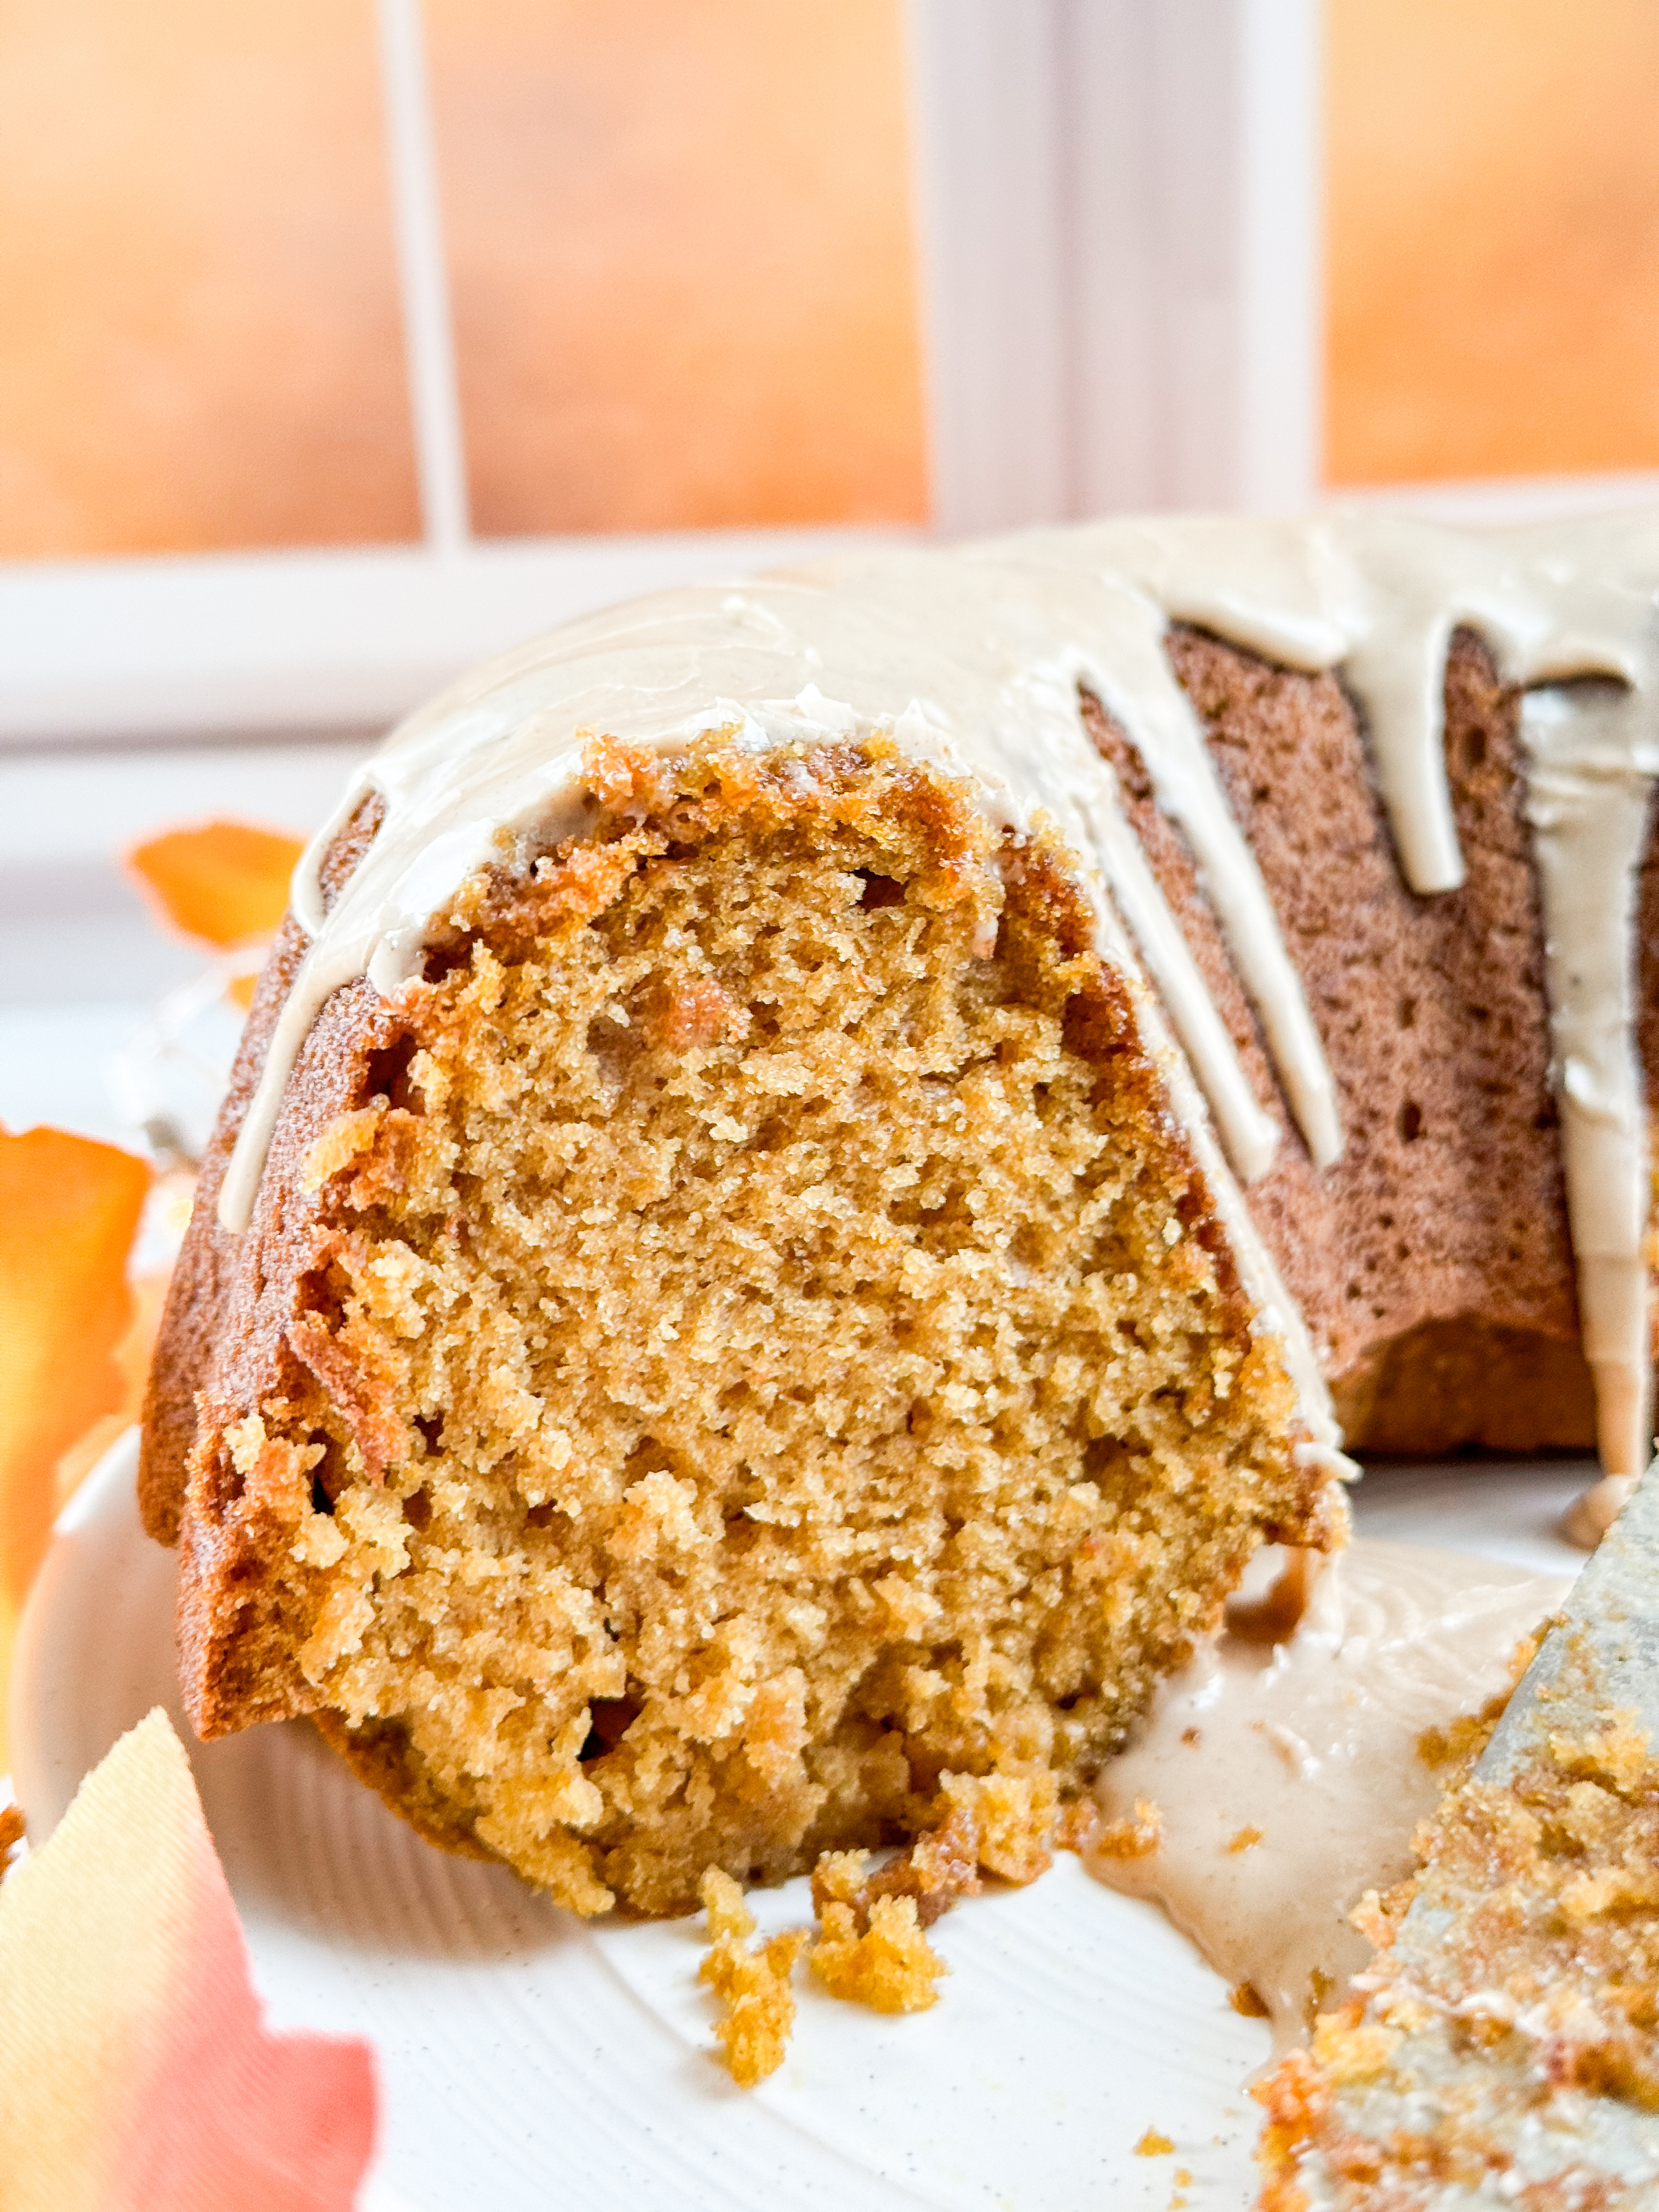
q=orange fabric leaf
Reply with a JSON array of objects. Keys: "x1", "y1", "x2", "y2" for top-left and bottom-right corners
[
  {"x1": 0, "y1": 1127, "x2": 151, "y2": 1763},
  {"x1": 127, "y1": 819, "x2": 302, "y2": 948}
]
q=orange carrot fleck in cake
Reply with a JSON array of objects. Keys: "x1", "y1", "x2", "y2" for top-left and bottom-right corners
[{"x1": 1095, "y1": 1797, "x2": 1163, "y2": 1860}]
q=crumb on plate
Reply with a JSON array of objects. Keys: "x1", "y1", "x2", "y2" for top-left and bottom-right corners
[
  {"x1": 697, "y1": 1867, "x2": 806, "y2": 2086},
  {"x1": 810, "y1": 1893, "x2": 947, "y2": 2014}
]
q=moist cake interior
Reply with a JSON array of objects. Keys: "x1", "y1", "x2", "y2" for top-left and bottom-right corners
[{"x1": 237, "y1": 737, "x2": 1314, "y2": 1915}]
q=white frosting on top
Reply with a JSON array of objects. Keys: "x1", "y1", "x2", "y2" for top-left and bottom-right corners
[{"x1": 218, "y1": 511, "x2": 1659, "y2": 1473}]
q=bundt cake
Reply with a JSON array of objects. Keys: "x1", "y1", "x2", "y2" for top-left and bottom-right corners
[{"x1": 140, "y1": 512, "x2": 1659, "y2": 1916}]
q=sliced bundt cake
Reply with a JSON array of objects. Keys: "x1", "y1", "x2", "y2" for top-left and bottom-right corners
[{"x1": 140, "y1": 514, "x2": 1659, "y2": 1912}]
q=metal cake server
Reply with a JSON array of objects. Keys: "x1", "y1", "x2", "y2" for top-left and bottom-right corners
[{"x1": 1290, "y1": 1462, "x2": 1659, "y2": 2205}]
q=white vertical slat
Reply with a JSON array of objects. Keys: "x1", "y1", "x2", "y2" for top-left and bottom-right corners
[
  {"x1": 375, "y1": 0, "x2": 471, "y2": 549},
  {"x1": 1234, "y1": 0, "x2": 1323, "y2": 512},
  {"x1": 905, "y1": 0, "x2": 1324, "y2": 527},
  {"x1": 905, "y1": 0, "x2": 1072, "y2": 533}
]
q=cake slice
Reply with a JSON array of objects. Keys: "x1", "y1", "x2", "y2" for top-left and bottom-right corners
[{"x1": 142, "y1": 726, "x2": 1338, "y2": 1916}]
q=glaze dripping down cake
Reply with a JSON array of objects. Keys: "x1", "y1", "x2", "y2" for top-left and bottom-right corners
[{"x1": 140, "y1": 514, "x2": 1659, "y2": 1915}]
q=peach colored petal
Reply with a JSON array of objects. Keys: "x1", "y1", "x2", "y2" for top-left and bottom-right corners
[
  {"x1": 0, "y1": 1711, "x2": 377, "y2": 2208},
  {"x1": 127, "y1": 819, "x2": 302, "y2": 949}
]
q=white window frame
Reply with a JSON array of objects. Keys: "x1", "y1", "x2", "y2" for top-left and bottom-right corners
[
  {"x1": 6, "y1": 0, "x2": 1659, "y2": 753},
  {"x1": 908, "y1": 0, "x2": 1323, "y2": 528}
]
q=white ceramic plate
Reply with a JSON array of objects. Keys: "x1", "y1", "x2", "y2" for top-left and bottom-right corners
[{"x1": 9, "y1": 1434, "x2": 1590, "y2": 2212}]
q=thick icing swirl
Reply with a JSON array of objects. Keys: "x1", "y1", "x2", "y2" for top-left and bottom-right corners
[{"x1": 218, "y1": 511, "x2": 1659, "y2": 1478}]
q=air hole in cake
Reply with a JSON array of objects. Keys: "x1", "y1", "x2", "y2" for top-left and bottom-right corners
[
  {"x1": 364, "y1": 1032, "x2": 420, "y2": 1109},
  {"x1": 402, "y1": 1487, "x2": 431, "y2": 1533},
  {"x1": 414, "y1": 1414, "x2": 443, "y2": 1455},
  {"x1": 293, "y1": 1259, "x2": 352, "y2": 1331},
  {"x1": 579, "y1": 1697, "x2": 641, "y2": 1763},
  {"x1": 584, "y1": 1008, "x2": 641, "y2": 1104},
  {"x1": 857, "y1": 870, "x2": 905, "y2": 910},
  {"x1": 419, "y1": 939, "x2": 472, "y2": 985},
  {"x1": 1398, "y1": 1101, "x2": 1424, "y2": 1143},
  {"x1": 312, "y1": 1474, "x2": 336, "y2": 1520},
  {"x1": 1081, "y1": 1435, "x2": 1136, "y2": 1501},
  {"x1": 309, "y1": 1435, "x2": 349, "y2": 1509}
]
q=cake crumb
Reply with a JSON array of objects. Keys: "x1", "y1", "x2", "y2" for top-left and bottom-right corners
[
  {"x1": 1094, "y1": 1796, "x2": 1161, "y2": 1859},
  {"x1": 810, "y1": 1894, "x2": 946, "y2": 2014},
  {"x1": 1053, "y1": 1797, "x2": 1103, "y2": 1854},
  {"x1": 699, "y1": 1865, "x2": 755, "y2": 1941},
  {"x1": 1308, "y1": 2007, "x2": 1399, "y2": 2086},
  {"x1": 697, "y1": 1867, "x2": 805, "y2": 2086},
  {"x1": 1420, "y1": 1627, "x2": 1554, "y2": 1775},
  {"x1": 1415, "y1": 1705, "x2": 1497, "y2": 1770},
  {"x1": 809, "y1": 1848, "x2": 871, "y2": 1914},
  {"x1": 300, "y1": 1104, "x2": 385, "y2": 1193},
  {"x1": 1134, "y1": 2129, "x2": 1175, "y2": 2156},
  {"x1": 1225, "y1": 1825, "x2": 1263, "y2": 1854},
  {"x1": 1554, "y1": 1714, "x2": 1650, "y2": 1791},
  {"x1": 811, "y1": 1802, "x2": 983, "y2": 1934},
  {"x1": 939, "y1": 1767, "x2": 1057, "y2": 1884}
]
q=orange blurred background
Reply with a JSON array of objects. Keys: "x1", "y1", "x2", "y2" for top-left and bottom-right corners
[
  {"x1": 0, "y1": 0, "x2": 419, "y2": 555},
  {"x1": 1327, "y1": 0, "x2": 1659, "y2": 486},
  {"x1": 428, "y1": 0, "x2": 926, "y2": 535},
  {"x1": 3, "y1": 0, "x2": 1659, "y2": 552},
  {"x1": 0, "y1": 0, "x2": 924, "y2": 556}
]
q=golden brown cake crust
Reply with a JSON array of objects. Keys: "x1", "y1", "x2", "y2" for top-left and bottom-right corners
[{"x1": 139, "y1": 792, "x2": 394, "y2": 1727}]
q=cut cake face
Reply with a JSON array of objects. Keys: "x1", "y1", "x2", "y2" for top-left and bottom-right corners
[{"x1": 143, "y1": 740, "x2": 1334, "y2": 1916}]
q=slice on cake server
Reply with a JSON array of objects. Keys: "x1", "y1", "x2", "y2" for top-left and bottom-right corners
[{"x1": 1259, "y1": 1463, "x2": 1659, "y2": 2209}]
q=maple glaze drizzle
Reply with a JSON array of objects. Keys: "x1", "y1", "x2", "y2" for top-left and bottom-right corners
[{"x1": 219, "y1": 512, "x2": 1659, "y2": 1480}]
